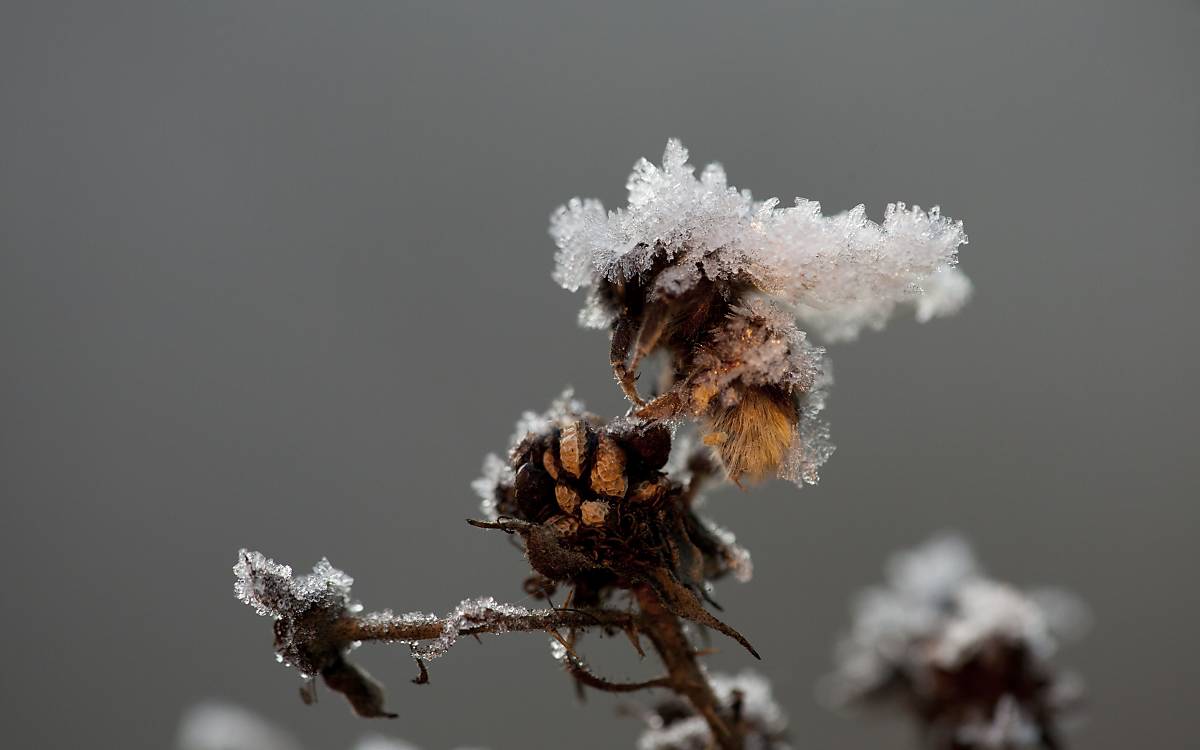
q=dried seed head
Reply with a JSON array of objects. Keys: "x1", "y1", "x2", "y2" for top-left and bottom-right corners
[
  {"x1": 622, "y1": 421, "x2": 673, "y2": 470},
  {"x1": 542, "y1": 448, "x2": 560, "y2": 480},
  {"x1": 629, "y1": 478, "x2": 668, "y2": 504},
  {"x1": 554, "y1": 484, "x2": 582, "y2": 514},
  {"x1": 589, "y1": 433, "x2": 628, "y2": 498},
  {"x1": 548, "y1": 513, "x2": 581, "y2": 536},
  {"x1": 559, "y1": 420, "x2": 590, "y2": 479},
  {"x1": 580, "y1": 500, "x2": 610, "y2": 526}
]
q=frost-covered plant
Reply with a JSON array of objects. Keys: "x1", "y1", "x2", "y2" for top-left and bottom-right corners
[
  {"x1": 226, "y1": 141, "x2": 1084, "y2": 750},
  {"x1": 823, "y1": 534, "x2": 1088, "y2": 749},
  {"x1": 175, "y1": 702, "x2": 487, "y2": 750},
  {"x1": 636, "y1": 671, "x2": 791, "y2": 750}
]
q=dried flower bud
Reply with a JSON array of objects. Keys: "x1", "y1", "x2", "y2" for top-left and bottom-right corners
[
  {"x1": 580, "y1": 500, "x2": 610, "y2": 526},
  {"x1": 589, "y1": 433, "x2": 627, "y2": 497},
  {"x1": 559, "y1": 420, "x2": 589, "y2": 478},
  {"x1": 554, "y1": 484, "x2": 581, "y2": 514}
]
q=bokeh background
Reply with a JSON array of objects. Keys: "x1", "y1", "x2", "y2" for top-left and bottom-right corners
[{"x1": 2, "y1": 1, "x2": 1197, "y2": 748}]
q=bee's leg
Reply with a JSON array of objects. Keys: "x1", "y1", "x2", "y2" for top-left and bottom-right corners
[
  {"x1": 635, "y1": 388, "x2": 683, "y2": 421},
  {"x1": 628, "y1": 301, "x2": 669, "y2": 384},
  {"x1": 611, "y1": 313, "x2": 645, "y2": 406}
]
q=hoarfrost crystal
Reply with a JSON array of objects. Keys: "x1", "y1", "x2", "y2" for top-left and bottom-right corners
[
  {"x1": 234, "y1": 550, "x2": 353, "y2": 620},
  {"x1": 551, "y1": 140, "x2": 969, "y2": 342},
  {"x1": 409, "y1": 597, "x2": 532, "y2": 660}
]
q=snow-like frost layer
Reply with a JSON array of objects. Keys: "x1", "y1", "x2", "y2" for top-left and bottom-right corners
[{"x1": 551, "y1": 139, "x2": 969, "y2": 342}]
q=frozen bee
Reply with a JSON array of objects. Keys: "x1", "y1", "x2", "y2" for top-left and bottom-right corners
[
  {"x1": 551, "y1": 140, "x2": 970, "y2": 488},
  {"x1": 597, "y1": 249, "x2": 824, "y2": 484}
]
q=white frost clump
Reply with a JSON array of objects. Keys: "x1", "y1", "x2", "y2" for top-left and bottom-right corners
[
  {"x1": 551, "y1": 139, "x2": 969, "y2": 342},
  {"x1": 233, "y1": 550, "x2": 354, "y2": 620},
  {"x1": 824, "y1": 534, "x2": 1088, "y2": 749},
  {"x1": 176, "y1": 703, "x2": 487, "y2": 750},
  {"x1": 638, "y1": 671, "x2": 790, "y2": 750},
  {"x1": 827, "y1": 534, "x2": 1086, "y2": 703}
]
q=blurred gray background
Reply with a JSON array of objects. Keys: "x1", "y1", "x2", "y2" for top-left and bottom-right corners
[{"x1": 2, "y1": 1, "x2": 1197, "y2": 748}]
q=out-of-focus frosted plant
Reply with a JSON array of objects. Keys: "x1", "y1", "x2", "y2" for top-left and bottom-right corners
[
  {"x1": 635, "y1": 671, "x2": 792, "y2": 750},
  {"x1": 223, "y1": 141, "x2": 1092, "y2": 750},
  {"x1": 175, "y1": 702, "x2": 486, "y2": 750},
  {"x1": 822, "y1": 534, "x2": 1088, "y2": 749}
]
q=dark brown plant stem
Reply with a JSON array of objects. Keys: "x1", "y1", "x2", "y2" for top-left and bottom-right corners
[
  {"x1": 636, "y1": 585, "x2": 743, "y2": 750},
  {"x1": 334, "y1": 607, "x2": 639, "y2": 643}
]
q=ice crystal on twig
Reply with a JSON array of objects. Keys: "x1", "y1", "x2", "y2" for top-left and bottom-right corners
[
  {"x1": 408, "y1": 597, "x2": 533, "y2": 660},
  {"x1": 637, "y1": 671, "x2": 791, "y2": 750},
  {"x1": 233, "y1": 550, "x2": 394, "y2": 718},
  {"x1": 233, "y1": 550, "x2": 635, "y2": 719},
  {"x1": 823, "y1": 534, "x2": 1087, "y2": 749}
]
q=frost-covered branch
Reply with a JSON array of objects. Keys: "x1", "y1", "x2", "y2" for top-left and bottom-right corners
[
  {"x1": 337, "y1": 601, "x2": 640, "y2": 645},
  {"x1": 233, "y1": 550, "x2": 648, "y2": 718}
]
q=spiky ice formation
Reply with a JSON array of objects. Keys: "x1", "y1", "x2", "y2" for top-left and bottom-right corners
[{"x1": 550, "y1": 139, "x2": 970, "y2": 342}]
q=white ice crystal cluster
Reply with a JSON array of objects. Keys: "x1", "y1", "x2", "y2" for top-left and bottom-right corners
[
  {"x1": 824, "y1": 534, "x2": 1088, "y2": 749},
  {"x1": 638, "y1": 671, "x2": 790, "y2": 750},
  {"x1": 234, "y1": 550, "x2": 355, "y2": 620},
  {"x1": 408, "y1": 597, "x2": 533, "y2": 660},
  {"x1": 234, "y1": 549, "x2": 367, "y2": 686},
  {"x1": 551, "y1": 140, "x2": 970, "y2": 342}
]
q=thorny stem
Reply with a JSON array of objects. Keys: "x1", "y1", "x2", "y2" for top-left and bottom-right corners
[
  {"x1": 636, "y1": 586, "x2": 743, "y2": 750},
  {"x1": 329, "y1": 590, "x2": 741, "y2": 748},
  {"x1": 335, "y1": 607, "x2": 640, "y2": 644}
]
